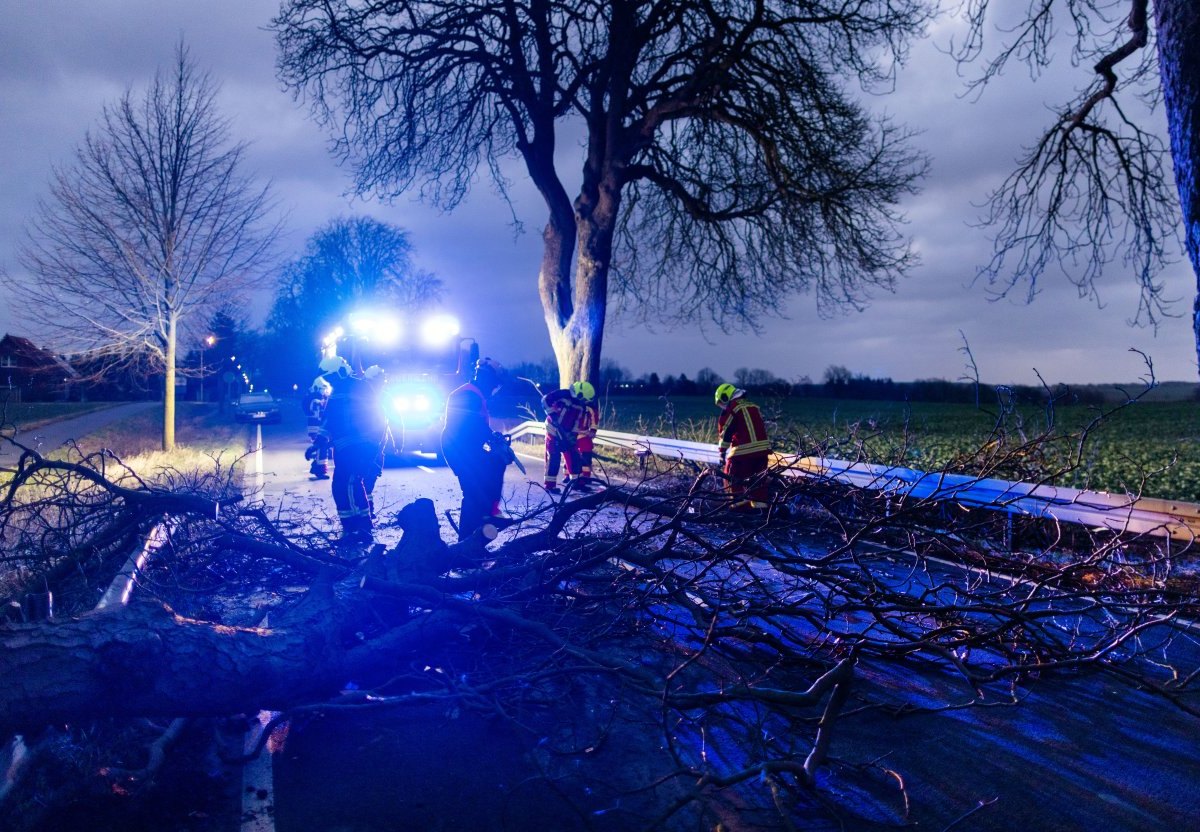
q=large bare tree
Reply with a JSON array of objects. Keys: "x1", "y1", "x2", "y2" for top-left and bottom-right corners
[
  {"x1": 15, "y1": 44, "x2": 277, "y2": 450},
  {"x1": 273, "y1": 1, "x2": 929, "y2": 387},
  {"x1": 960, "y1": 1, "x2": 1200, "y2": 374}
]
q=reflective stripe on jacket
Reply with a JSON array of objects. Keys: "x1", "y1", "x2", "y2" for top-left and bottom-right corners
[
  {"x1": 576, "y1": 401, "x2": 599, "y2": 438},
  {"x1": 542, "y1": 389, "x2": 587, "y2": 440},
  {"x1": 717, "y1": 399, "x2": 770, "y2": 457}
]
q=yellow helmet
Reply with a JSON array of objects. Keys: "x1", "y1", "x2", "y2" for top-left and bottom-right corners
[
  {"x1": 571, "y1": 380, "x2": 596, "y2": 401},
  {"x1": 714, "y1": 383, "x2": 741, "y2": 407}
]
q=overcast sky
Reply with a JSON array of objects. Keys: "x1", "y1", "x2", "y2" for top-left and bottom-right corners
[{"x1": 1, "y1": 1, "x2": 1194, "y2": 386}]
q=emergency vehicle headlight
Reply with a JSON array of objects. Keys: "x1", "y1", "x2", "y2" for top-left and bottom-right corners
[
  {"x1": 349, "y1": 312, "x2": 402, "y2": 346},
  {"x1": 391, "y1": 395, "x2": 412, "y2": 412},
  {"x1": 413, "y1": 394, "x2": 432, "y2": 411},
  {"x1": 420, "y1": 314, "x2": 460, "y2": 346}
]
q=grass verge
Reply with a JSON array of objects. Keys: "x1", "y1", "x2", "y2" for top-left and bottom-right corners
[
  {"x1": 54, "y1": 402, "x2": 251, "y2": 480},
  {"x1": 1, "y1": 400, "x2": 117, "y2": 432}
]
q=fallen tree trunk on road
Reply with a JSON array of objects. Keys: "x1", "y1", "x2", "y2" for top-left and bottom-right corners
[{"x1": 4, "y1": 427, "x2": 1200, "y2": 829}]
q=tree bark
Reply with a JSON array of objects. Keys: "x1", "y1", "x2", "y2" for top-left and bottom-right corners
[
  {"x1": 1155, "y1": 0, "x2": 1200, "y2": 375},
  {"x1": 0, "y1": 583, "x2": 465, "y2": 737},
  {"x1": 163, "y1": 314, "x2": 177, "y2": 451},
  {"x1": 540, "y1": 169, "x2": 621, "y2": 389},
  {"x1": 0, "y1": 497, "x2": 469, "y2": 736}
]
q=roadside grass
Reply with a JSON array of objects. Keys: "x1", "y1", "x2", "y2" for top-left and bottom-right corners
[
  {"x1": 54, "y1": 403, "x2": 251, "y2": 482},
  {"x1": 597, "y1": 395, "x2": 1200, "y2": 502},
  {"x1": 0, "y1": 400, "x2": 116, "y2": 433}
]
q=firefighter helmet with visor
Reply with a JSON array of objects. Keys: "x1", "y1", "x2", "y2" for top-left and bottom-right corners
[{"x1": 714, "y1": 383, "x2": 743, "y2": 407}]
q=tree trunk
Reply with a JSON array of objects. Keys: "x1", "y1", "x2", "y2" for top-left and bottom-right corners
[
  {"x1": 163, "y1": 316, "x2": 177, "y2": 451},
  {"x1": 0, "y1": 498, "x2": 470, "y2": 736},
  {"x1": 0, "y1": 582, "x2": 465, "y2": 737},
  {"x1": 1155, "y1": 0, "x2": 1200, "y2": 376},
  {"x1": 539, "y1": 176, "x2": 619, "y2": 389}
]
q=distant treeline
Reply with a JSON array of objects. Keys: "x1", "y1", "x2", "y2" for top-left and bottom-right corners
[{"x1": 507, "y1": 359, "x2": 1198, "y2": 405}]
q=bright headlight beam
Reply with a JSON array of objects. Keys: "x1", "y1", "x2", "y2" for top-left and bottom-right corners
[
  {"x1": 420, "y1": 314, "x2": 461, "y2": 346},
  {"x1": 348, "y1": 312, "x2": 402, "y2": 345}
]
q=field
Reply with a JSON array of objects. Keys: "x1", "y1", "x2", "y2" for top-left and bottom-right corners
[{"x1": 596, "y1": 395, "x2": 1200, "y2": 502}]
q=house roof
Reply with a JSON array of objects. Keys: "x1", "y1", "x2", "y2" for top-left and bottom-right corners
[{"x1": 0, "y1": 333, "x2": 79, "y2": 377}]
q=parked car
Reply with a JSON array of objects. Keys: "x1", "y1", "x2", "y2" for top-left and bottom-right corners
[{"x1": 233, "y1": 391, "x2": 282, "y2": 424}]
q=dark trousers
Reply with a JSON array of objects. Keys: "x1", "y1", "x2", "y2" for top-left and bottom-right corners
[
  {"x1": 447, "y1": 450, "x2": 507, "y2": 539},
  {"x1": 332, "y1": 441, "x2": 383, "y2": 527}
]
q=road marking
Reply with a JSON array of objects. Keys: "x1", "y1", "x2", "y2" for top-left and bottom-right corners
[
  {"x1": 240, "y1": 710, "x2": 279, "y2": 832},
  {"x1": 417, "y1": 465, "x2": 435, "y2": 474},
  {"x1": 254, "y1": 424, "x2": 264, "y2": 489}
]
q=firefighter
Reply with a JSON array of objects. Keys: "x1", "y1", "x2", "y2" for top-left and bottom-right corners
[
  {"x1": 714, "y1": 383, "x2": 771, "y2": 511},
  {"x1": 303, "y1": 375, "x2": 333, "y2": 479},
  {"x1": 541, "y1": 385, "x2": 586, "y2": 493},
  {"x1": 319, "y1": 355, "x2": 388, "y2": 542},
  {"x1": 441, "y1": 357, "x2": 511, "y2": 539},
  {"x1": 570, "y1": 381, "x2": 600, "y2": 486}
]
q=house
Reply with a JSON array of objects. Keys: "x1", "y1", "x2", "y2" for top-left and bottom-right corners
[{"x1": 0, "y1": 334, "x2": 79, "y2": 402}]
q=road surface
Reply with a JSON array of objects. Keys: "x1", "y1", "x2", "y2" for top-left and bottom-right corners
[
  {"x1": 242, "y1": 404, "x2": 1200, "y2": 831},
  {"x1": 0, "y1": 401, "x2": 157, "y2": 459},
  {"x1": 245, "y1": 403, "x2": 553, "y2": 545}
]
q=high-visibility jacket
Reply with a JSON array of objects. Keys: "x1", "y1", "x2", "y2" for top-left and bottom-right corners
[
  {"x1": 542, "y1": 389, "x2": 587, "y2": 441},
  {"x1": 575, "y1": 400, "x2": 599, "y2": 440},
  {"x1": 717, "y1": 398, "x2": 770, "y2": 458}
]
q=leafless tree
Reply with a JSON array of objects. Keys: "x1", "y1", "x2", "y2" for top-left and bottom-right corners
[
  {"x1": 273, "y1": 1, "x2": 930, "y2": 388},
  {"x1": 13, "y1": 43, "x2": 278, "y2": 450},
  {"x1": 958, "y1": 1, "x2": 1200, "y2": 374},
  {"x1": 269, "y1": 216, "x2": 441, "y2": 336}
]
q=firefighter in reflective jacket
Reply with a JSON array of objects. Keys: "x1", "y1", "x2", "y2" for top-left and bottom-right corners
[
  {"x1": 570, "y1": 381, "x2": 599, "y2": 484},
  {"x1": 442, "y1": 358, "x2": 511, "y2": 539},
  {"x1": 319, "y1": 356, "x2": 387, "y2": 542},
  {"x1": 303, "y1": 375, "x2": 333, "y2": 479},
  {"x1": 541, "y1": 386, "x2": 587, "y2": 493},
  {"x1": 714, "y1": 383, "x2": 771, "y2": 510}
]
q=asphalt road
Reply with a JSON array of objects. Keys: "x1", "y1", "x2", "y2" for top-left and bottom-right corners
[
  {"x1": 246, "y1": 403, "x2": 553, "y2": 544},
  {"x1": 0, "y1": 401, "x2": 157, "y2": 458},
  {"x1": 243, "y1": 404, "x2": 1200, "y2": 831}
]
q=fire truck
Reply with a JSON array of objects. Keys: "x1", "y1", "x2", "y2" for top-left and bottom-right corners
[{"x1": 322, "y1": 310, "x2": 479, "y2": 458}]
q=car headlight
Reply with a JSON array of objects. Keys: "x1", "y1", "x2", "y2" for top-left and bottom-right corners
[{"x1": 420, "y1": 314, "x2": 461, "y2": 346}]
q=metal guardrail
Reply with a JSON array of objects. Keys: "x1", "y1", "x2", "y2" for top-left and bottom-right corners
[{"x1": 507, "y1": 420, "x2": 1200, "y2": 542}]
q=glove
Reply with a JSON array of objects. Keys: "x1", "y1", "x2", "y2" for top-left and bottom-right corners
[{"x1": 304, "y1": 445, "x2": 318, "y2": 461}]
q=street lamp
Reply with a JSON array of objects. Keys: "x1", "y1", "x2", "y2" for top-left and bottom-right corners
[{"x1": 199, "y1": 335, "x2": 216, "y2": 402}]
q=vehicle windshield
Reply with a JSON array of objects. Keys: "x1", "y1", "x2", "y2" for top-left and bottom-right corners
[{"x1": 239, "y1": 393, "x2": 274, "y2": 404}]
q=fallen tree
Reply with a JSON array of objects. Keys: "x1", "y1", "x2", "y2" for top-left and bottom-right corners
[{"x1": 2, "y1": 407, "x2": 1200, "y2": 828}]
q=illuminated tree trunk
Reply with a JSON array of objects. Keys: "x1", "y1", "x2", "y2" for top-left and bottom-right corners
[
  {"x1": 539, "y1": 168, "x2": 620, "y2": 389},
  {"x1": 1155, "y1": 0, "x2": 1200, "y2": 375},
  {"x1": 163, "y1": 315, "x2": 177, "y2": 452}
]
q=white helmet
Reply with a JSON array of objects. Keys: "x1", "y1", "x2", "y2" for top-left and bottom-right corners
[
  {"x1": 364, "y1": 364, "x2": 385, "y2": 380},
  {"x1": 319, "y1": 355, "x2": 350, "y2": 376},
  {"x1": 310, "y1": 376, "x2": 333, "y2": 395}
]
